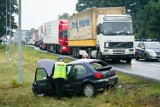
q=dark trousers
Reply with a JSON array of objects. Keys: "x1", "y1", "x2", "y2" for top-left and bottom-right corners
[{"x1": 54, "y1": 78, "x2": 65, "y2": 99}]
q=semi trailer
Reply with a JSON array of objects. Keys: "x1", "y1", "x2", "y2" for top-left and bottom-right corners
[
  {"x1": 43, "y1": 19, "x2": 70, "y2": 54},
  {"x1": 68, "y1": 7, "x2": 135, "y2": 63}
]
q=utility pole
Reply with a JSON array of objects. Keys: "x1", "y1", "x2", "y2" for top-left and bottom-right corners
[
  {"x1": 6, "y1": 0, "x2": 8, "y2": 54},
  {"x1": 9, "y1": 0, "x2": 12, "y2": 62},
  {"x1": 18, "y1": 0, "x2": 22, "y2": 84}
]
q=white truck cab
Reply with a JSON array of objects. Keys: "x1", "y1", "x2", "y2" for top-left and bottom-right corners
[{"x1": 96, "y1": 14, "x2": 135, "y2": 63}]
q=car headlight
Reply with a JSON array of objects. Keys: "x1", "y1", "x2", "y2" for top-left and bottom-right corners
[{"x1": 147, "y1": 49, "x2": 157, "y2": 57}]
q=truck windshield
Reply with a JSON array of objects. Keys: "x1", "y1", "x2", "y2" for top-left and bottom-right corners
[
  {"x1": 60, "y1": 30, "x2": 68, "y2": 38},
  {"x1": 102, "y1": 22, "x2": 133, "y2": 35}
]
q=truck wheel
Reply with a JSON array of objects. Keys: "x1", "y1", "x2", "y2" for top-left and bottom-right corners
[
  {"x1": 73, "y1": 47, "x2": 79, "y2": 58},
  {"x1": 83, "y1": 84, "x2": 96, "y2": 97},
  {"x1": 72, "y1": 48, "x2": 75, "y2": 58},
  {"x1": 87, "y1": 48, "x2": 92, "y2": 59},
  {"x1": 76, "y1": 47, "x2": 79, "y2": 58},
  {"x1": 126, "y1": 59, "x2": 132, "y2": 63},
  {"x1": 97, "y1": 50, "x2": 102, "y2": 60},
  {"x1": 47, "y1": 45, "x2": 50, "y2": 52},
  {"x1": 57, "y1": 46, "x2": 62, "y2": 54},
  {"x1": 112, "y1": 59, "x2": 120, "y2": 63},
  {"x1": 55, "y1": 45, "x2": 58, "y2": 54},
  {"x1": 59, "y1": 46, "x2": 63, "y2": 55}
]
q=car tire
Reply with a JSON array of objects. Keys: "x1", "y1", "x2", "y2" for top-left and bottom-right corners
[
  {"x1": 83, "y1": 83, "x2": 96, "y2": 97},
  {"x1": 144, "y1": 54, "x2": 149, "y2": 61}
]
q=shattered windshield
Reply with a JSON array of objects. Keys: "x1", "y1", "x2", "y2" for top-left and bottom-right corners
[{"x1": 102, "y1": 22, "x2": 133, "y2": 35}]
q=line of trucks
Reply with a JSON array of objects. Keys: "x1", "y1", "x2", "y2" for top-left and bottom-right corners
[{"x1": 32, "y1": 7, "x2": 135, "y2": 63}]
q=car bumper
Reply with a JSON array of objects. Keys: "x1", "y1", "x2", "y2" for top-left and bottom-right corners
[
  {"x1": 102, "y1": 54, "x2": 134, "y2": 60},
  {"x1": 148, "y1": 55, "x2": 160, "y2": 60},
  {"x1": 91, "y1": 75, "x2": 118, "y2": 89}
]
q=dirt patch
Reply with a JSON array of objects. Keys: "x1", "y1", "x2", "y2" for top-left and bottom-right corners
[{"x1": 139, "y1": 93, "x2": 160, "y2": 106}]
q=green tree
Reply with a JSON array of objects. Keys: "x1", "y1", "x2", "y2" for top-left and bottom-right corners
[
  {"x1": 0, "y1": 0, "x2": 18, "y2": 40},
  {"x1": 136, "y1": 1, "x2": 160, "y2": 39},
  {"x1": 76, "y1": 0, "x2": 160, "y2": 40},
  {"x1": 76, "y1": 0, "x2": 150, "y2": 17},
  {"x1": 58, "y1": 12, "x2": 70, "y2": 19}
]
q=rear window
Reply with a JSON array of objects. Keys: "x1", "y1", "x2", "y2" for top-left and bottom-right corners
[{"x1": 90, "y1": 61, "x2": 111, "y2": 71}]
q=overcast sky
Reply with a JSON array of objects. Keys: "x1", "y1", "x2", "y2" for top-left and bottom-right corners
[{"x1": 17, "y1": 0, "x2": 77, "y2": 30}]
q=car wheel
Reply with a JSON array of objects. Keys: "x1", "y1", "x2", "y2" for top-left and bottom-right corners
[
  {"x1": 144, "y1": 54, "x2": 149, "y2": 61},
  {"x1": 83, "y1": 84, "x2": 96, "y2": 97}
]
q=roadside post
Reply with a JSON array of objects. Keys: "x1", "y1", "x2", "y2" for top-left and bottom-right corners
[{"x1": 18, "y1": 0, "x2": 22, "y2": 84}]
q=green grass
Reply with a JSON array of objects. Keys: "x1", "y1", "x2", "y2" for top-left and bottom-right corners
[{"x1": 0, "y1": 44, "x2": 160, "y2": 107}]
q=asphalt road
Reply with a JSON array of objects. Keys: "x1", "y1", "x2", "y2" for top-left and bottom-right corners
[
  {"x1": 33, "y1": 46, "x2": 160, "y2": 82},
  {"x1": 111, "y1": 59, "x2": 160, "y2": 82}
]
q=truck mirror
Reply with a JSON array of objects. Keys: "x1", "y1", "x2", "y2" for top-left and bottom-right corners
[{"x1": 97, "y1": 24, "x2": 101, "y2": 35}]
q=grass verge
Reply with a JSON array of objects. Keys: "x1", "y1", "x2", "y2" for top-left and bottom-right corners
[{"x1": 0, "y1": 44, "x2": 160, "y2": 107}]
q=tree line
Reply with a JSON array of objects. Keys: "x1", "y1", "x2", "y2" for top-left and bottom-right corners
[
  {"x1": 0, "y1": 0, "x2": 18, "y2": 41},
  {"x1": 76, "y1": 0, "x2": 160, "y2": 40}
]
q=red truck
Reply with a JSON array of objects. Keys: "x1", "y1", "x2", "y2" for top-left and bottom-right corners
[{"x1": 43, "y1": 19, "x2": 70, "y2": 54}]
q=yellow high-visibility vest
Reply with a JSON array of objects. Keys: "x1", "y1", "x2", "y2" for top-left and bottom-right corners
[{"x1": 53, "y1": 61, "x2": 67, "y2": 79}]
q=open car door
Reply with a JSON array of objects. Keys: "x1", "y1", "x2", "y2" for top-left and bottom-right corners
[{"x1": 33, "y1": 68, "x2": 53, "y2": 94}]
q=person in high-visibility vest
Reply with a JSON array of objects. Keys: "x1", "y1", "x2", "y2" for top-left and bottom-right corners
[{"x1": 52, "y1": 56, "x2": 67, "y2": 99}]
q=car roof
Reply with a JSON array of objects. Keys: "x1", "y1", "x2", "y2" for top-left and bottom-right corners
[
  {"x1": 134, "y1": 41, "x2": 140, "y2": 47},
  {"x1": 67, "y1": 59, "x2": 101, "y2": 65},
  {"x1": 143, "y1": 41, "x2": 159, "y2": 44}
]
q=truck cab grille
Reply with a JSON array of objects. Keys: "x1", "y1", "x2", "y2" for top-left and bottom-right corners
[{"x1": 108, "y1": 42, "x2": 133, "y2": 48}]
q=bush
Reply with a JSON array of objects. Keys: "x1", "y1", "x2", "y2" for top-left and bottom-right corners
[{"x1": 0, "y1": 44, "x2": 5, "y2": 49}]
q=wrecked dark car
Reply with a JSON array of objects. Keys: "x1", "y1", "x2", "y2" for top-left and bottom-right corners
[{"x1": 32, "y1": 59, "x2": 118, "y2": 97}]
